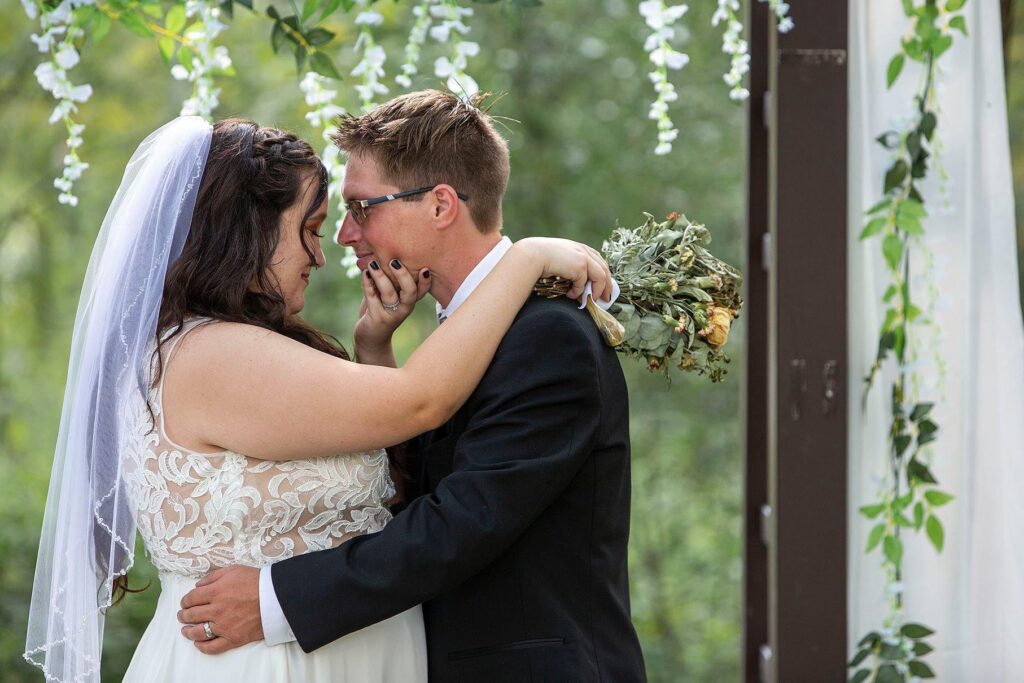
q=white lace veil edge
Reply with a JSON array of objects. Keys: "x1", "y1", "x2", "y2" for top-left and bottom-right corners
[{"x1": 24, "y1": 116, "x2": 213, "y2": 683}]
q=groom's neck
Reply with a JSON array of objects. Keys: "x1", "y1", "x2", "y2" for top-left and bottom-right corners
[{"x1": 430, "y1": 231, "x2": 505, "y2": 309}]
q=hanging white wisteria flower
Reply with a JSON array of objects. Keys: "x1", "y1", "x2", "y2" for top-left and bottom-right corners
[
  {"x1": 763, "y1": 0, "x2": 794, "y2": 34},
  {"x1": 21, "y1": 0, "x2": 800, "y2": 209},
  {"x1": 351, "y1": 0, "x2": 390, "y2": 111},
  {"x1": 639, "y1": 0, "x2": 689, "y2": 156},
  {"x1": 712, "y1": 0, "x2": 794, "y2": 106},
  {"x1": 430, "y1": 0, "x2": 480, "y2": 100},
  {"x1": 648, "y1": 0, "x2": 792, "y2": 150},
  {"x1": 712, "y1": 0, "x2": 750, "y2": 102},
  {"x1": 171, "y1": 0, "x2": 231, "y2": 119},
  {"x1": 396, "y1": 0, "x2": 435, "y2": 88},
  {"x1": 299, "y1": 70, "x2": 362, "y2": 278},
  {"x1": 299, "y1": 69, "x2": 346, "y2": 199},
  {"x1": 28, "y1": 0, "x2": 93, "y2": 205}
]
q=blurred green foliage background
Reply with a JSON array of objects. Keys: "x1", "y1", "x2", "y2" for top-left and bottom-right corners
[
  {"x1": 6, "y1": 1, "x2": 1024, "y2": 681},
  {"x1": 1004, "y1": 4, "x2": 1024, "y2": 305},
  {"x1": 5, "y1": 1, "x2": 753, "y2": 681}
]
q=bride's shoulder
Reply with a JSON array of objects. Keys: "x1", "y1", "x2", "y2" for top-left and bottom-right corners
[
  {"x1": 173, "y1": 319, "x2": 301, "y2": 357},
  {"x1": 168, "y1": 318, "x2": 332, "y2": 382}
]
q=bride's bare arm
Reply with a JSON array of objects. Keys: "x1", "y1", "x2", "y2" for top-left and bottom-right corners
[{"x1": 168, "y1": 238, "x2": 611, "y2": 460}]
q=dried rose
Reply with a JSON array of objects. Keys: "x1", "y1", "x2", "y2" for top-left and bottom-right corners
[{"x1": 698, "y1": 303, "x2": 735, "y2": 351}]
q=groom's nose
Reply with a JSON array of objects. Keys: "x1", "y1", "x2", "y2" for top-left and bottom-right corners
[{"x1": 336, "y1": 212, "x2": 361, "y2": 247}]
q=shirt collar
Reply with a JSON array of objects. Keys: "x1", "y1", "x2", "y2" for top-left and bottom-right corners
[{"x1": 436, "y1": 236, "x2": 513, "y2": 324}]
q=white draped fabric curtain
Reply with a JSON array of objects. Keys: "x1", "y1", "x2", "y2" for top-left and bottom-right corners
[{"x1": 848, "y1": 0, "x2": 1024, "y2": 679}]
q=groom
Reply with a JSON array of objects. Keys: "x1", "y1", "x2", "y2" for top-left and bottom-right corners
[{"x1": 178, "y1": 89, "x2": 646, "y2": 681}]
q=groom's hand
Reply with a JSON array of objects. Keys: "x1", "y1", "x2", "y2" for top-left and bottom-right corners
[{"x1": 177, "y1": 565, "x2": 263, "y2": 654}]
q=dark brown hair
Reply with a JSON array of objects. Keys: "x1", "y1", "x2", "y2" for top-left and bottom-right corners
[
  {"x1": 155, "y1": 117, "x2": 338, "y2": 362},
  {"x1": 332, "y1": 89, "x2": 510, "y2": 232},
  {"x1": 113, "y1": 118, "x2": 344, "y2": 605}
]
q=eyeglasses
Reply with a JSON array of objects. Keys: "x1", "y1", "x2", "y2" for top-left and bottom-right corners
[{"x1": 344, "y1": 185, "x2": 470, "y2": 225}]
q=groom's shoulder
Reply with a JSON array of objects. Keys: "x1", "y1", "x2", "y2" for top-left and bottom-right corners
[
  {"x1": 479, "y1": 297, "x2": 621, "y2": 395},
  {"x1": 504, "y1": 296, "x2": 601, "y2": 352},
  {"x1": 514, "y1": 295, "x2": 591, "y2": 330}
]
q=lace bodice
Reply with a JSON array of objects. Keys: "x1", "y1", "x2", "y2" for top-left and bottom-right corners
[{"x1": 122, "y1": 318, "x2": 395, "y2": 578}]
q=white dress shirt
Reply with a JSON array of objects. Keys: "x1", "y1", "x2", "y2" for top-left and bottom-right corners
[
  {"x1": 436, "y1": 236, "x2": 513, "y2": 324},
  {"x1": 259, "y1": 235, "x2": 618, "y2": 645},
  {"x1": 259, "y1": 564, "x2": 294, "y2": 645}
]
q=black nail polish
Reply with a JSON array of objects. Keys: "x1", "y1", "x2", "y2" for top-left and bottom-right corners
[
  {"x1": 423, "y1": 270, "x2": 430, "y2": 279},
  {"x1": 390, "y1": 259, "x2": 401, "y2": 270},
  {"x1": 370, "y1": 260, "x2": 380, "y2": 271},
  {"x1": 365, "y1": 269, "x2": 371, "y2": 279}
]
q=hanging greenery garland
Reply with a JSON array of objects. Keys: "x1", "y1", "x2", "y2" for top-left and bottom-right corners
[{"x1": 850, "y1": 1, "x2": 968, "y2": 681}]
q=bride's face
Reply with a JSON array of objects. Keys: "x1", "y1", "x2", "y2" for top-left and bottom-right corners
[{"x1": 266, "y1": 173, "x2": 328, "y2": 315}]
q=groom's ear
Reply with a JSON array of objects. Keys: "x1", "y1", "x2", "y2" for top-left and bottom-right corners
[{"x1": 430, "y1": 184, "x2": 460, "y2": 228}]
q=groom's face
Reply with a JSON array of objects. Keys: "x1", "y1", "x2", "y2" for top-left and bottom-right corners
[{"x1": 335, "y1": 152, "x2": 435, "y2": 277}]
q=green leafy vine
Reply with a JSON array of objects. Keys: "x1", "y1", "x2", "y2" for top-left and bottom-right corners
[{"x1": 851, "y1": 1, "x2": 967, "y2": 681}]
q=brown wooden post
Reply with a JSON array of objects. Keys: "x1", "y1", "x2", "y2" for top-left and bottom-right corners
[
  {"x1": 742, "y1": 0, "x2": 770, "y2": 680},
  {"x1": 746, "y1": 2, "x2": 849, "y2": 681}
]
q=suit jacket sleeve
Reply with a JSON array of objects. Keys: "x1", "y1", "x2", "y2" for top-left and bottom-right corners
[{"x1": 271, "y1": 304, "x2": 603, "y2": 653}]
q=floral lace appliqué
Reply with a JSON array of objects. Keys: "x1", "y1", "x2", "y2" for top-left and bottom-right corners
[{"x1": 121, "y1": 333, "x2": 395, "y2": 578}]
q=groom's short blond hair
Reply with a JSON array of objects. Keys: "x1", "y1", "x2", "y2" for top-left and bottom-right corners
[{"x1": 332, "y1": 90, "x2": 510, "y2": 233}]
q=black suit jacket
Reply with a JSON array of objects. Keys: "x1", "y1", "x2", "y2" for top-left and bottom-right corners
[{"x1": 272, "y1": 296, "x2": 646, "y2": 682}]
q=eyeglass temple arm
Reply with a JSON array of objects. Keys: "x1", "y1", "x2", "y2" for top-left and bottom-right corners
[{"x1": 360, "y1": 187, "x2": 468, "y2": 208}]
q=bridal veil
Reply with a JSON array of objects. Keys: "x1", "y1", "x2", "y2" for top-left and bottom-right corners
[{"x1": 24, "y1": 116, "x2": 212, "y2": 683}]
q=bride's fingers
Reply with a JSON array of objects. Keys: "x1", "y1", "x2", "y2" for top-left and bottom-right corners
[
  {"x1": 565, "y1": 271, "x2": 587, "y2": 301},
  {"x1": 563, "y1": 249, "x2": 611, "y2": 302},
  {"x1": 582, "y1": 244, "x2": 603, "y2": 266},
  {"x1": 573, "y1": 246, "x2": 611, "y2": 302},
  {"x1": 588, "y1": 252, "x2": 612, "y2": 302},
  {"x1": 361, "y1": 268, "x2": 381, "y2": 306},
  {"x1": 565, "y1": 248, "x2": 589, "y2": 299},
  {"x1": 386, "y1": 259, "x2": 418, "y2": 305},
  {"x1": 367, "y1": 260, "x2": 400, "y2": 307},
  {"x1": 415, "y1": 268, "x2": 431, "y2": 300}
]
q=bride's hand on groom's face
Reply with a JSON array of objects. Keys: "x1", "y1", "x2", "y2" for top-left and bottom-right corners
[
  {"x1": 353, "y1": 258, "x2": 432, "y2": 349},
  {"x1": 177, "y1": 565, "x2": 263, "y2": 654}
]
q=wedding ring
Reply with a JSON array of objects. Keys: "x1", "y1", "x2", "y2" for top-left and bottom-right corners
[
  {"x1": 382, "y1": 300, "x2": 401, "y2": 312},
  {"x1": 202, "y1": 622, "x2": 215, "y2": 640}
]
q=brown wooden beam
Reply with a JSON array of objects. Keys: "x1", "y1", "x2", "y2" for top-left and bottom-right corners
[
  {"x1": 742, "y1": 0, "x2": 770, "y2": 680},
  {"x1": 766, "y1": 1, "x2": 849, "y2": 680}
]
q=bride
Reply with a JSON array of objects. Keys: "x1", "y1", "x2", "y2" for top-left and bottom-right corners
[{"x1": 23, "y1": 115, "x2": 612, "y2": 682}]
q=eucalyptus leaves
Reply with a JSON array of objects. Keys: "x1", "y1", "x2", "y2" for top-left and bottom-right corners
[
  {"x1": 852, "y1": 1, "x2": 967, "y2": 681},
  {"x1": 535, "y1": 212, "x2": 744, "y2": 382}
]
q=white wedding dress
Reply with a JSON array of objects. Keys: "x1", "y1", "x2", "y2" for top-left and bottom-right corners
[{"x1": 120, "y1": 318, "x2": 427, "y2": 682}]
